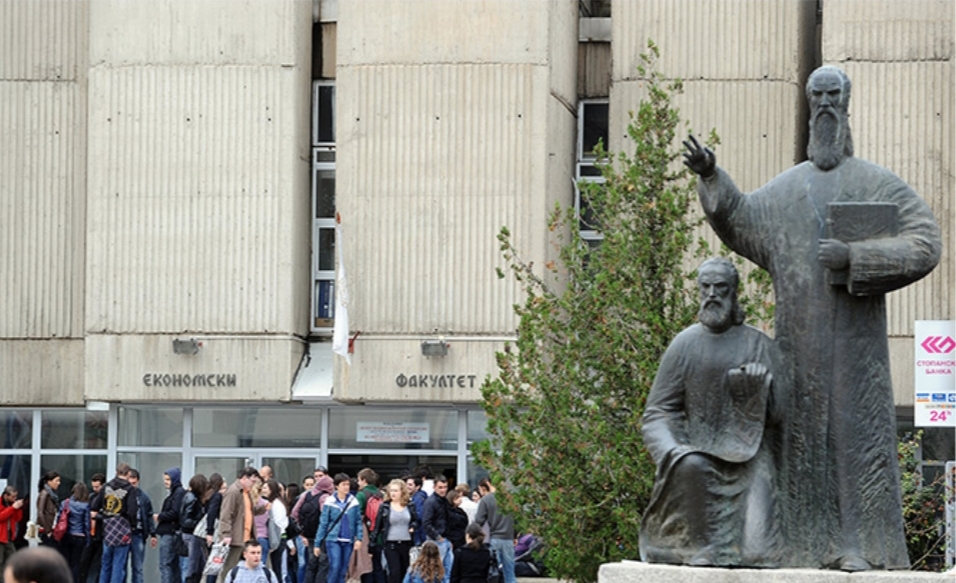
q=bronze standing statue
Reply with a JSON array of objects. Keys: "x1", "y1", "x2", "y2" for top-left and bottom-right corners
[{"x1": 682, "y1": 65, "x2": 941, "y2": 571}]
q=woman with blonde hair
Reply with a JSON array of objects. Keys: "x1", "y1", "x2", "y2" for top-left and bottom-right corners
[
  {"x1": 372, "y1": 479, "x2": 420, "y2": 583},
  {"x1": 403, "y1": 541, "x2": 444, "y2": 583}
]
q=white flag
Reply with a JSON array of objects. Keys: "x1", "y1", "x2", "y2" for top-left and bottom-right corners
[{"x1": 332, "y1": 218, "x2": 350, "y2": 365}]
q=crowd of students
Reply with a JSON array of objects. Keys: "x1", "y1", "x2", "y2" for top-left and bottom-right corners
[{"x1": 0, "y1": 463, "x2": 535, "y2": 583}]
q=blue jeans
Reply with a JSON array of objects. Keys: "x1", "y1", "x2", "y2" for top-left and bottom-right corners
[
  {"x1": 295, "y1": 537, "x2": 308, "y2": 583},
  {"x1": 159, "y1": 534, "x2": 183, "y2": 583},
  {"x1": 429, "y1": 539, "x2": 453, "y2": 583},
  {"x1": 129, "y1": 533, "x2": 147, "y2": 583},
  {"x1": 258, "y1": 536, "x2": 271, "y2": 557},
  {"x1": 99, "y1": 544, "x2": 130, "y2": 583},
  {"x1": 489, "y1": 539, "x2": 515, "y2": 583},
  {"x1": 325, "y1": 541, "x2": 353, "y2": 583}
]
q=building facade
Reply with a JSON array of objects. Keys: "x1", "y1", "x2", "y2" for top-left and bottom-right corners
[{"x1": 0, "y1": 0, "x2": 952, "y2": 577}]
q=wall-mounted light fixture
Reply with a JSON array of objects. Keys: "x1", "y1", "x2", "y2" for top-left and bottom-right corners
[
  {"x1": 172, "y1": 338, "x2": 201, "y2": 355},
  {"x1": 421, "y1": 339, "x2": 449, "y2": 357}
]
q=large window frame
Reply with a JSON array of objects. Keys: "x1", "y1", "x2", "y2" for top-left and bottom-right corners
[
  {"x1": 576, "y1": 99, "x2": 608, "y2": 245},
  {"x1": 312, "y1": 80, "x2": 336, "y2": 334}
]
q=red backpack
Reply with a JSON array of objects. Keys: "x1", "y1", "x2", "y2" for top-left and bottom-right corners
[{"x1": 364, "y1": 491, "x2": 383, "y2": 531}]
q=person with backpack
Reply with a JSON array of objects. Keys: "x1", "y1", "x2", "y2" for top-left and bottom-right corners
[
  {"x1": 223, "y1": 539, "x2": 279, "y2": 583},
  {"x1": 355, "y1": 469, "x2": 383, "y2": 583},
  {"x1": 371, "y1": 480, "x2": 419, "y2": 583},
  {"x1": 312, "y1": 473, "x2": 363, "y2": 583},
  {"x1": 89, "y1": 463, "x2": 139, "y2": 583},
  {"x1": 293, "y1": 475, "x2": 333, "y2": 583}
]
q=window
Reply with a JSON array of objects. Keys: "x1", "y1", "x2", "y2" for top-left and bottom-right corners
[
  {"x1": 576, "y1": 100, "x2": 608, "y2": 243},
  {"x1": 312, "y1": 81, "x2": 336, "y2": 333}
]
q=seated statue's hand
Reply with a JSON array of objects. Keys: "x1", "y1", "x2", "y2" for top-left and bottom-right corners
[
  {"x1": 682, "y1": 134, "x2": 716, "y2": 178},
  {"x1": 727, "y1": 363, "x2": 771, "y2": 398}
]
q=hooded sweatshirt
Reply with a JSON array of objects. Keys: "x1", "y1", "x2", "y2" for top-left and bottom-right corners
[
  {"x1": 156, "y1": 467, "x2": 186, "y2": 535},
  {"x1": 291, "y1": 476, "x2": 334, "y2": 523}
]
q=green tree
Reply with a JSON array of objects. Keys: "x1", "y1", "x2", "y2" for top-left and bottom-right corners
[
  {"x1": 473, "y1": 42, "x2": 737, "y2": 583},
  {"x1": 898, "y1": 432, "x2": 950, "y2": 571}
]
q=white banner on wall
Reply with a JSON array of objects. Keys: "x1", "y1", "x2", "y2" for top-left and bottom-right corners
[
  {"x1": 914, "y1": 320, "x2": 956, "y2": 427},
  {"x1": 356, "y1": 422, "x2": 430, "y2": 443}
]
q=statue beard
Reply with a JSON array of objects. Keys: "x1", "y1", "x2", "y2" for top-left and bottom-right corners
[
  {"x1": 698, "y1": 300, "x2": 733, "y2": 332},
  {"x1": 808, "y1": 108, "x2": 853, "y2": 171}
]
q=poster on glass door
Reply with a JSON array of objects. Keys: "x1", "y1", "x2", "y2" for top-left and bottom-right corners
[{"x1": 357, "y1": 422, "x2": 431, "y2": 443}]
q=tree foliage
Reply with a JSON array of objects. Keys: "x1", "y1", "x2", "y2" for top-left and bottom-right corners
[
  {"x1": 473, "y1": 42, "x2": 720, "y2": 583},
  {"x1": 898, "y1": 432, "x2": 951, "y2": 571}
]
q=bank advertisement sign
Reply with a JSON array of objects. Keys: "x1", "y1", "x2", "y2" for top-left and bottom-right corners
[{"x1": 914, "y1": 320, "x2": 956, "y2": 427}]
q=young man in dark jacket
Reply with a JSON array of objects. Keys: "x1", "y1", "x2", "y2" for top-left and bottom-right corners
[
  {"x1": 355, "y1": 468, "x2": 384, "y2": 583},
  {"x1": 156, "y1": 467, "x2": 186, "y2": 583},
  {"x1": 127, "y1": 470, "x2": 155, "y2": 583},
  {"x1": 421, "y1": 477, "x2": 453, "y2": 583},
  {"x1": 90, "y1": 463, "x2": 139, "y2": 583}
]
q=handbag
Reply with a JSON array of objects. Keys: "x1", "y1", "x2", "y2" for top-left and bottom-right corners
[
  {"x1": 408, "y1": 545, "x2": 421, "y2": 567},
  {"x1": 486, "y1": 548, "x2": 501, "y2": 583},
  {"x1": 173, "y1": 531, "x2": 190, "y2": 557},
  {"x1": 268, "y1": 515, "x2": 282, "y2": 551},
  {"x1": 52, "y1": 500, "x2": 70, "y2": 542},
  {"x1": 203, "y1": 542, "x2": 229, "y2": 576},
  {"x1": 192, "y1": 513, "x2": 207, "y2": 538}
]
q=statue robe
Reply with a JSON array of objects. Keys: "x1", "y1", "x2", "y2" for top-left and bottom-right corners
[
  {"x1": 640, "y1": 323, "x2": 780, "y2": 566},
  {"x1": 697, "y1": 156, "x2": 941, "y2": 568}
]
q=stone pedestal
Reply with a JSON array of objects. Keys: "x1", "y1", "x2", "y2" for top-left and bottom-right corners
[{"x1": 598, "y1": 561, "x2": 952, "y2": 583}]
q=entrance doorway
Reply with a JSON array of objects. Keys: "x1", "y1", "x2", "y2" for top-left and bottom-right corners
[{"x1": 329, "y1": 454, "x2": 458, "y2": 487}]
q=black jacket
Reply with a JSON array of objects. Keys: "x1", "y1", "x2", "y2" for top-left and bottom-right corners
[
  {"x1": 445, "y1": 507, "x2": 468, "y2": 549},
  {"x1": 156, "y1": 483, "x2": 186, "y2": 535},
  {"x1": 90, "y1": 477, "x2": 139, "y2": 531},
  {"x1": 422, "y1": 493, "x2": 452, "y2": 541},
  {"x1": 370, "y1": 502, "x2": 420, "y2": 546},
  {"x1": 450, "y1": 545, "x2": 492, "y2": 583},
  {"x1": 179, "y1": 491, "x2": 206, "y2": 533},
  {"x1": 205, "y1": 491, "x2": 223, "y2": 537},
  {"x1": 134, "y1": 489, "x2": 156, "y2": 536}
]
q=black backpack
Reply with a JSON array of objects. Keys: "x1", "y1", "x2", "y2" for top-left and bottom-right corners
[{"x1": 297, "y1": 491, "x2": 322, "y2": 538}]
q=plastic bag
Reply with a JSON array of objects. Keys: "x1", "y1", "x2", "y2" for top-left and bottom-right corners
[{"x1": 203, "y1": 542, "x2": 229, "y2": 576}]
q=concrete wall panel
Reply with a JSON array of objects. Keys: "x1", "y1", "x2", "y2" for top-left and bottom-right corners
[
  {"x1": 0, "y1": 340, "x2": 85, "y2": 405},
  {"x1": 86, "y1": 64, "x2": 311, "y2": 334},
  {"x1": 338, "y1": 0, "x2": 551, "y2": 66},
  {"x1": 337, "y1": 63, "x2": 547, "y2": 334},
  {"x1": 84, "y1": 334, "x2": 304, "y2": 402},
  {"x1": 0, "y1": 81, "x2": 86, "y2": 338},
  {"x1": 822, "y1": 0, "x2": 953, "y2": 62},
  {"x1": 0, "y1": 0, "x2": 85, "y2": 81},
  {"x1": 613, "y1": 0, "x2": 816, "y2": 83},
  {"x1": 89, "y1": 0, "x2": 306, "y2": 66}
]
